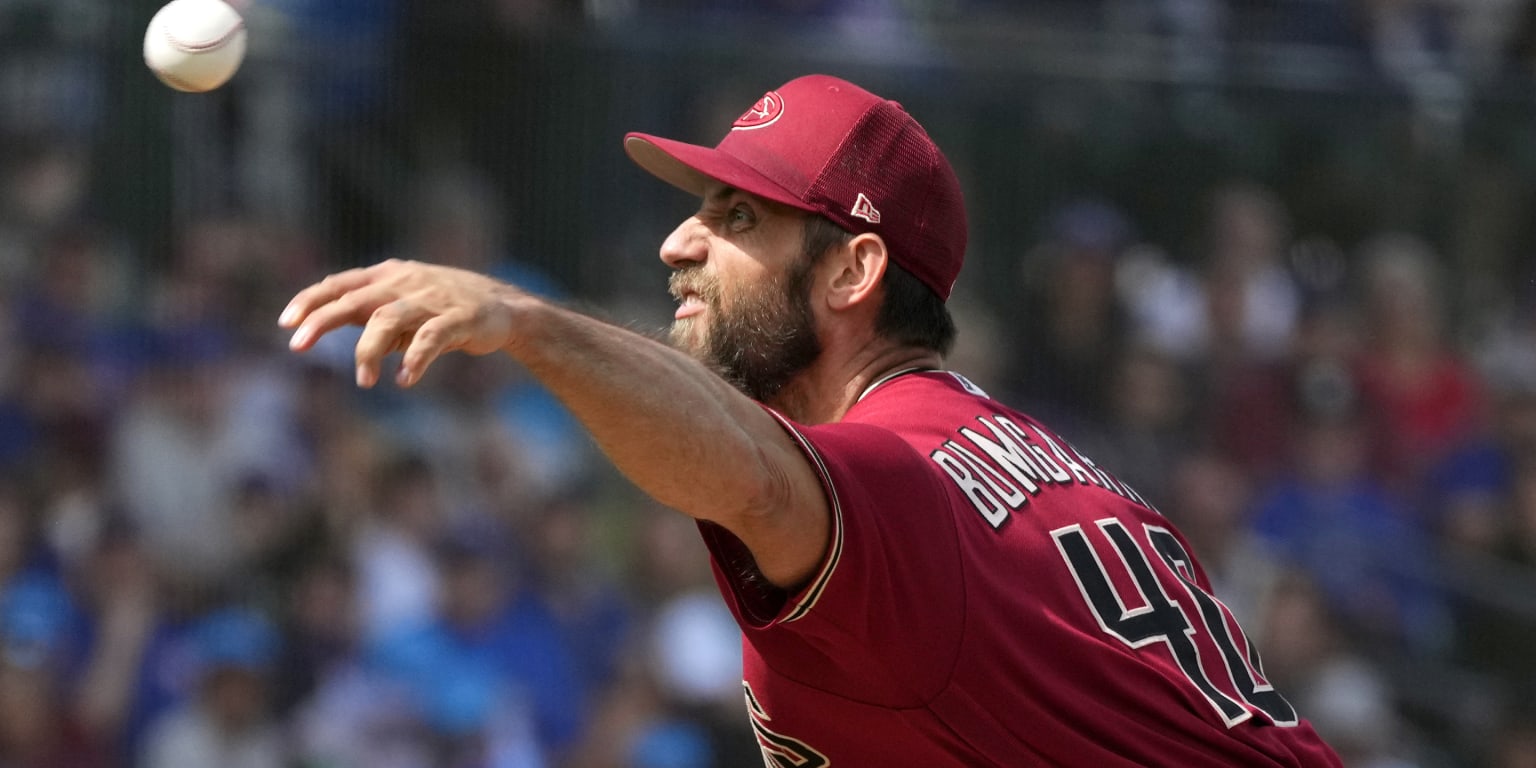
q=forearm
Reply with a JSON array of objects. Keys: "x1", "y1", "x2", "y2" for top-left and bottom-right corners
[
  {"x1": 281, "y1": 260, "x2": 830, "y2": 586},
  {"x1": 504, "y1": 295, "x2": 801, "y2": 526}
]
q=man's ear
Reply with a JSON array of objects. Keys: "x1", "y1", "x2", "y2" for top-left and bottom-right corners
[{"x1": 825, "y1": 232, "x2": 888, "y2": 311}]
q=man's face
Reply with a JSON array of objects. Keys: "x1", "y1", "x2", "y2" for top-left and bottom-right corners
[{"x1": 664, "y1": 186, "x2": 821, "y2": 402}]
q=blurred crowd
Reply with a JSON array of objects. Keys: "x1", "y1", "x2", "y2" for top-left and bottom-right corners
[
  {"x1": 972, "y1": 185, "x2": 1536, "y2": 768},
  {"x1": 4, "y1": 1, "x2": 1536, "y2": 767},
  {"x1": 0, "y1": 168, "x2": 767, "y2": 767}
]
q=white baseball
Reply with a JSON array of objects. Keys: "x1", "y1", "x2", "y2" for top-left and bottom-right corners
[{"x1": 143, "y1": 0, "x2": 247, "y2": 93}]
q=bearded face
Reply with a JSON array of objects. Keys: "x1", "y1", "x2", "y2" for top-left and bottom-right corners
[{"x1": 668, "y1": 255, "x2": 821, "y2": 402}]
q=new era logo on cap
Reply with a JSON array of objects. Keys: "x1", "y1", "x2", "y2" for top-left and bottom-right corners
[
  {"x1": 623, "y1": 74, "x2": 968, "y2": 300},
  {"x1": 851, "y1": 193, "x2": 881, "y2": 224}
]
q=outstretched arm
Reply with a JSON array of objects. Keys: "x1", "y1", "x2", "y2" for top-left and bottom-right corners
[{"x1": 281, "y1": 259, "x2": 829, "y2": 589}]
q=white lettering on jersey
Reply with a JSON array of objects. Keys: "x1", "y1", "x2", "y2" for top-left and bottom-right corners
[
  {"x1": 947, "y1": 440, "x2": 1028, "y2": 510},
  {"x1": 957, "y1": 422, "x2": 1044, "y2": 495},
  {"x1": 932, "y1": 446, "x2": 1011, "y2": 528},
  {"x1": 931, "y1": 413, "x2": 1151, "y2": 530}
]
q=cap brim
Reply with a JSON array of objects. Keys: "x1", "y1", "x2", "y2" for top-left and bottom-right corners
[{"x1": 624, "y1": 133, "x2": 814, "y2": 213}]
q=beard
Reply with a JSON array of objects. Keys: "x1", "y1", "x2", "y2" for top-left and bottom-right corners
[{"x1": 668, "y1": 258, "x2": 821, "y2": 402}]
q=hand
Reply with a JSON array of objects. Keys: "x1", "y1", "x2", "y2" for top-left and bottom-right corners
[{"x1": 280, "y1": 259, "x2": 520, "y2": 388}]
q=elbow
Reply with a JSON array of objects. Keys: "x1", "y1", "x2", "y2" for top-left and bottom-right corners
[{"x1": 732, "y1": 443, "x2": 799, "y2": 524}]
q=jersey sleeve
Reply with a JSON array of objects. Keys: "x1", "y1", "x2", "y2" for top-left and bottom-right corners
[{"x1": 698, "y1": 408, "x2": 966, "y2": 705}]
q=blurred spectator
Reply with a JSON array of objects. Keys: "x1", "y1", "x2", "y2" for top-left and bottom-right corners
[
  {"x1": 354, "y1": 454, "x2": 445, "y2": 644},
  {"x1": 1070, "y1": 343, "x2": 1192, "y2": 506},
  {"x1": 1491, "y1": 714, "x2": 1536, "y2": 768},
  {"x1": 267, "y1": 0, "x2": 405, "y2": 124},
  {"x1": 1506, "y1": 0, "x2": 1536, "y2": 81},
  {"x1": 0, "y1": 565, "x2": 80, "y2": 674},
  {"x1": 626, "y1": 718, "x2": 715, "y2": 768},
  {"x1": 1261, "y1": 0, "x2": 1375, "y2": 51},
  {"x1": 272, "y1": 550, "x2": 358, "y2": 718},
  {"x1": 0, "y1": 658, "x2": 110, "y2": 768},
  {"x1": 1446, "y1": 459, "x2": 1536, "y2": 700},
  {"x1": 0, "y1": 0, "x2": 108, "y2": 125},
  {"x1": 228, "y1": 474, "x2": 308, "y2": 603},
  {"x1": 139, "y1": 607, "x2": 287, "y2": 768},
  {"x1": 388, "y1": 352, "x2": 543, "y2": 518},
  {"x1": 390, "y1": 165, "x2": 515, "y2": 277},
  {"x1": 634, "y1": 505, "x2": 754, "y2": 766},
  {"x1": 1122, "y1": 181, "x2": 1301, "y2": 375},
  {"x1": 10, "y1": 227, "x2": 128, "y2": 512},
  {"x1": 615, "y1": 0, "x2": 937, "y2": 65},
  {"x1": 648, "y1": 593, "x2": 741, "y2": 721},
  {"x1": 15, "y1": 224, "x2": 133, "y2": 366},
  {"x1": 1200, "y1": 181, "x2": 1302, "y2": 369},
  {"x1": 1248, "y1": 395, "x2": 1449, "y2": 655},
  {"x1": 370, "y1": 520, "x2": 576, "y2": 765},
  {"x1": 1007, "y1": 198, "x2": 1134, "y2": 425},
  {"x1": 286, "y1": 550, "x2": 422, "y2": 768},
  {"x1": 1104, "y1": 0, "x2": 1229, "y2": 84},
  {"x1": 68, "y1": 518, "x2": 162, "y2": 764},
  {"x1": 112, "y1": 215, "x2": 316, "y2": 576},
  {"x1": 1163, "y1": 451, "x2": 1280, "y2": 629},
  {"x1": 1428, "y1": 389, "x2": 1536, "y2": 554},
  {"x1": 266, "y1": 0, "x2": 409, "y2": 259},
  {"x1": 1476, "y1": 283, "x2": 1536, "y2": 402},
  {"x1": 1354, "y1": 232, "x2": 1484, "y2": 495},
  {"x1": 565, "y1": 657, "x2": 715, "y2": 768},
  {"x1": 107, "y1": 328, "x2": 244, "y2": 581},
  {"x1": 1206, "y1": 295, "x2": 1364, "y2": 485},
  {"x1": 1449, "y1": 0, "x2": 1529, "y2": 84},
  {"x1": 1357, "y1": 0, "x2": 1455, "y2": 87},
  {"x1": 623, "y1": 509, "x2": 737, "y2": 706},
  {"x1": 0, "y1": 476, "x2": 82, "y2": 675},
  {"x1": 300, "y1": 376, "x2": 389, "y2": 541},
  {"x1": 0, "y1": 138, "x2": 92, "y2": 277},
  {"x1": 150, "y1": 214, "x2": 317, "y2": 352},
  {"x1": 516, "y1": 492, "x2": 632, "y2": 705},
  {"x1": 286, "y1": 541, "x2": 491, "y2": 768},
  {"x1": 1255, "y1": 572, "x2": 1416, "y2": 768}
]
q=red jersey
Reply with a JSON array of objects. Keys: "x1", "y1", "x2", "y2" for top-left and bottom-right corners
[{"x1": 700, "y1": 369, "x2": 1342, "y2": 767}]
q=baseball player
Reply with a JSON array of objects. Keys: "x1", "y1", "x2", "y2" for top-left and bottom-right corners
[{"x1": 281, "y1": 74, "x2": 1343, "y2": 766}]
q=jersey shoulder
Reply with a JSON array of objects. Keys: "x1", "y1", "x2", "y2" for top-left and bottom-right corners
[{"x1": 849, "y1": 371, "x2": 1162, "y2": 528}]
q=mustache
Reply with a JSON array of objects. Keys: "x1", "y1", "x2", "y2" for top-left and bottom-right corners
[{"x1": 668, "y1": 267, "x2": 720, "y2": 304}]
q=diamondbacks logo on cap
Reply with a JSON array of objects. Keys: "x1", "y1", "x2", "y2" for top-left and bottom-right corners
[
  {"x1": 851, "y1": 193, "x2": 882, "y2": 224},
  {"x1": 733, "y1": 91, "x2": 784, "y2": 130}
]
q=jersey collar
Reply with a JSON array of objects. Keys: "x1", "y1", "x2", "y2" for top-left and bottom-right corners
[{"x1": 855, "y1": 367, "x2": 937, "y2": 403}]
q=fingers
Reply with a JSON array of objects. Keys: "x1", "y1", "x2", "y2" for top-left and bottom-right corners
[
  {"x1": 353, "y1": 300, "x2": 446, "y2": 388},
  {"x1": 279, "y1": 265, "x2": 381, "y2": 332},
  {"x1": 284, "y1": 263, "x2": 423, "y2": 352},
  {"x1": 353, "y1": 312, "x2": 466, "y2": 389},
  {"x1": 352, "y1": 303, "x2": 399, "y2": 389},
  {"x1": 396, "y1": 315, "x2": 465, "y2": 388},
  {"x1": 279, "y1": 260, "x2": 500, "y2": 389}
]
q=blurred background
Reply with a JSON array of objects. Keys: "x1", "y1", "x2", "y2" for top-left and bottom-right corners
[{"x1": 2, "y1": 0, "x2": 1536, "y2": 765}]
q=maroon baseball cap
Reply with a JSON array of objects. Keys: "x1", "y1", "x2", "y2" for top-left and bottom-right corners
[{"x1": 624, "y1": 74, "x2": 967, "y2": 301}]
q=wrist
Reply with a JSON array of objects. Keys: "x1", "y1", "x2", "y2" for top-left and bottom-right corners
[{"x1": 496, "y1": 287, "x2": 544, "y2": 358}]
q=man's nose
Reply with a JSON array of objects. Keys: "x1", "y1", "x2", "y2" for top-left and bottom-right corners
[{"x1": 660, "y1": 216, "x2": 707, "y2": 269}]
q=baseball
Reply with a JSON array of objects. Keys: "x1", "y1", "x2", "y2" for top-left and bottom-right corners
[{"x1": 143, "y1": 0, "x2": 247, "y2": 93}]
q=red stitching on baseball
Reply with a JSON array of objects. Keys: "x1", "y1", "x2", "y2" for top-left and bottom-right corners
[
  {"x1": 153, "y1": 67, "x2": 202, "y2": 92},
  {"x1": 164, "y1": 17, "x2": 244, "y2": 53}
]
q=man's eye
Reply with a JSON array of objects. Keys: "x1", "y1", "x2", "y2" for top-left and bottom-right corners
[{"x1": 728, "y1": 205, "x2": 755, "y2": 230}]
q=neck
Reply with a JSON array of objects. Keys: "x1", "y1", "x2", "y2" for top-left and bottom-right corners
[{"x1": 767, "y1": 339, "x2": 942, "y2": 424}]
